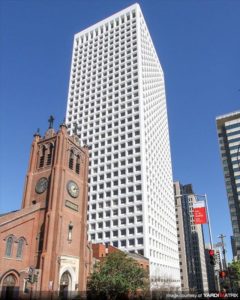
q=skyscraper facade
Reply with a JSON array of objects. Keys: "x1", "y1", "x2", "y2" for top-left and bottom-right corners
[
  {"x1": 174, "y1": 182, "x2": 209, "y2": 293},
  {"x1": 66, "y1": 4, "x2": 180, "y2": 287},
  {"x1": 216, "y1": 111, "x2": 240, "y2": 259}
]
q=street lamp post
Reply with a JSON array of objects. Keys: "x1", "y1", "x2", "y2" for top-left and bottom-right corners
[
  {"x1": 218, "y1": 234, "x2": 227, "y2": 270},
  {"x1": 204, "y1": 193, "x2": 213, "y2": 249},
  {"x1": 175, "y1": 193, "x2": 213, "y2": 249}
]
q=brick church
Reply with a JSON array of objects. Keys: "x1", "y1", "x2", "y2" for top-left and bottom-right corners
[{"x1": 0, "y1": 117, "x2": 92, "y2": 299}]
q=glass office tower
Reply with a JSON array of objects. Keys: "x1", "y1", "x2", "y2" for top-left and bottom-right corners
[{"x1": 216, "y1": 111, "x2": 240, "y2": 259}]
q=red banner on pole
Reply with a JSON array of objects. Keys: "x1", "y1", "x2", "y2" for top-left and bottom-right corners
[{"x1": 193, "y1": 201, "x2": 207, "y2": 224}]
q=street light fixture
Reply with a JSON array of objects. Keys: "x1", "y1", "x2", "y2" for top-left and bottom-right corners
[{"x1": 175, "y1": 193, "x2": 213, "y2": 249}]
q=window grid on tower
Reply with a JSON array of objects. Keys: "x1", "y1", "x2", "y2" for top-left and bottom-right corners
[
  {"x1": 66, "y1": 8, "x2": 144, "y2": 255},
  {"x1": 66, "y1": 4, "x2": 181, "y2": 286}
]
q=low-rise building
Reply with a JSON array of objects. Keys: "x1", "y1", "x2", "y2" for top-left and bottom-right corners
[{"x1": 92, "y1": 243, "x2": 149, "y2": 272}]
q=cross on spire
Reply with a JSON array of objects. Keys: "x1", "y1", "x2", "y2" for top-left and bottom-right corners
[{"x1": 48, "y1": 115, "x2": 54, "y2": 129}]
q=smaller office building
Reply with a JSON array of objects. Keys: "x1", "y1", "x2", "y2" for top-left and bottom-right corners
[{"x1": 174, "y1": 182, "x2": 209, "y2": 293}]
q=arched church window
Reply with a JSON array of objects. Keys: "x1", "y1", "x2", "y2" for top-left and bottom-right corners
[
  {"x1": 69, "y1": 149, "x2": 74, "y2": 170},
  {"x1": 46, "y1": 143, "x2": 54, "y2": 166},
  {"x1": 16, "y1": 238, "x2": 24, "y2": 258},
  {"x1": 3, "y1": 274, "x2": 16, "y2": 286},
  {"x1": 76, "y1": 155, "x2": 80, "y2": 174},
  {"x1": 39, "y1": 145, "x2": 46, "y2": 168},
  {"x1": 60, "y1": 271, "x2": 71, "y2": 298},
  {"x1": 60, "y1": 271, "x2": 71, "y2": 286},
  {"x1": 3, "y1": 273, "x2": 18, "y2": 300},
  {"x1": 5, "y1": 236, "x2": 13, "y2": 257}
]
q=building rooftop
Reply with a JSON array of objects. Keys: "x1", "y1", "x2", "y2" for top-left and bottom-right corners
[
  {"x1": 0, "y1": 210, "x2": 19, "y2": 217},
  {"x1": 216, "y1": 111, "x2": 240, "y2": 122},
  {"x1": 74, "y1": 3, "x2": 140, "y2": 38},
  {"x1": 126, "y1": 251, "x2": 149, "y2": 261}
]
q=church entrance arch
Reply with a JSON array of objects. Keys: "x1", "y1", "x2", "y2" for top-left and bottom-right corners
[
  {"x1": 1, "y1": 273, "x2": 19, "y2": 300},
  {"x1": 60, "y1": 271, "x2": 71, "y2": 299}
]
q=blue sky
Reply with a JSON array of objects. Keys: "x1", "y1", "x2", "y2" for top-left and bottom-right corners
[{"x1": 0, "y1": 0, "x2": 239, "y2": 261}]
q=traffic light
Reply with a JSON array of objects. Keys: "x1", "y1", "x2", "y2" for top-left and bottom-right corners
[
  {"x1": 208, "y1": 249, "x2": 215, "y2": 265},
  {"x1": 219, "y1": 271, "x2": 228, "y2": 278},
  {"x1": 33, "y1": 274, "x2": 38, "y2": 283},
  {"x1": 28, "y1": 274, "x2": 34, "y2": 284}
]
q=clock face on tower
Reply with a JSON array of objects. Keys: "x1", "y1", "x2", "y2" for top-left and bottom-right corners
[
  {"x1": 67, "y1": 180, "x2": 79, "y2": 198},
  {"x1": 35, "y1": 177, "x2": 48, "y2": 194}
]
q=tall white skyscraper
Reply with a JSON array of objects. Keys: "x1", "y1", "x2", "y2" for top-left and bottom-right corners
[{"x1": 66, "y1": 4, "x2": 181, "y2": 288}]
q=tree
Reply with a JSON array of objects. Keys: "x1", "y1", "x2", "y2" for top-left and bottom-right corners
[
  {"x1": 228, "y1": 260, "x2": 240, "y2": 290},
  {"x1": 87, "y1": 251, "x2": 149, "y2": 300}
]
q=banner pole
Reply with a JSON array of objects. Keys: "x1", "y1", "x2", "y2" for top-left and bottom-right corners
[{"x1": 204, "y1": 193, "x2": 213, "y2": 249}]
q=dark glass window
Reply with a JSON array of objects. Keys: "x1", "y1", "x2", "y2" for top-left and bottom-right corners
[
  {"x1": 5, "y1": 236, "x2": 13, "y2": 257},
  {"x1": 16, "y1": 238, "x2": 24, "y2": 258}
]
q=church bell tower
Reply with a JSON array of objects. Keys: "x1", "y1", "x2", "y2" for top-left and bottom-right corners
[{"x1": 21, "y1": 116, "x2": 90, "y2": 296}]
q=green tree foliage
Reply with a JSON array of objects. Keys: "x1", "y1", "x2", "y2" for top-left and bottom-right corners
[
  {"x1": 87, "y1": 251, "x2": 149, "y2": 300},
  {"x1": 229, "y1": 260, "x2": 240, "y2": 280},
  {"x1": 228, "y1": 260, "x2": 240, "y2": 291}
]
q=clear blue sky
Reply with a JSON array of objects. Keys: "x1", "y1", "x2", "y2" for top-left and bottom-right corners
[{"x1": 0, "y1": 0, "x2": 239, "y2": 261}]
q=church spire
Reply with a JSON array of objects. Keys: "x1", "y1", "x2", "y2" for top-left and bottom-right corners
[
  {"x1": 48, "y1": 115, "x2": 54, "y2": 129},
  {"x1": 34, "y1": 128, "x2": 41, "y2": 138},
  {"x1": 60, "y1": 117, "x2": 67, "y2": 128},
  {"x1": 45, "y1": 115, "x2": 55, "y2": 138}
]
